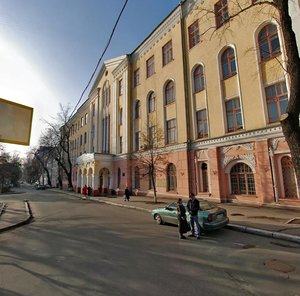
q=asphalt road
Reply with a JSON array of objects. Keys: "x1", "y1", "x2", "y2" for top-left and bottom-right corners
[{"x1": 0, "y1": 188, "x2": 300, "y2": 296}]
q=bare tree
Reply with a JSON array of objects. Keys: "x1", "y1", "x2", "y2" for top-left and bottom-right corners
[
  {"x1": 40, "y1": 104, "x2": 73, "y2": 189},
  {"x1": 134, "y1": 125, "x2": 168, "y2": 203},
  {"x1": 193, "y1": 0, "x2": 300, "y2": 192}
]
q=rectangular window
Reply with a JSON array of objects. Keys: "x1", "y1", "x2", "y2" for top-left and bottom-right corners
[
  {"x1": 162, "y1": 40, "x2": 173, "y2": 66},
  {"x1": 225, "y1": 98, "x2": 243, "y2": 132},
  {"x1": 135, "y1": 131, "x2": 141, "y2": 151},
  {"x1": 265, "y1": 81, "x2": 288, "y2": 123},
  {"x1": 80, "y1": 135, "x2": 83, "y2": 146},
  {"x1": 119, "y1": 108, "x2": 123, "y2": 125},
  {"x1": 85, "y1": 113, "x2": 88, "y2": 125},
  {"x1": 196, "y1": 109, "x2": 208, "y2": 139},
  {"x1": 188, "y1": 20, "x2": 200, "y2": 49},
  {"x1": 134, "y1": 68, "x2": 140, "y2": 87},
  {"x1": 215, "y1": 0, "x2": 229, "y2": 28},
  {"x1": 166, "y1": 119, "x2": 177, "y2": 144},
  {"x1": 119, "y1": 79, "x2": 123, "y2": 96},
  {"x1": 146, "y1": 55, "x2": 155, "y2": 78}
]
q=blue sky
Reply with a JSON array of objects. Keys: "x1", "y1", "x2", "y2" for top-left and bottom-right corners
[{"x1": 0, "y1": 0, "x2": 180, "y2": 155}]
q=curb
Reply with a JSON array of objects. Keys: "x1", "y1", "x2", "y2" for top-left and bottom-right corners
[
  {"x1": 0, "y1": 200, "x2": 33, "y2": 233},
  {"x1": 226, "y1": 224, "x2": 300, "y2": 244},
  {"x1": 94, "y1": 197, "x2": 300, "y2": 244}
]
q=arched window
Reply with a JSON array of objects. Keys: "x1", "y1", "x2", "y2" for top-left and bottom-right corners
[
  {"x1": 193, "y1": 65, "x2": 205, "y2": 93},
  {"x1": 221, "y1": 47, "x2": 236, "y2": 79},
  {"x1": 258, "y1": 24, "x2": 281, "y2": 61},
  {"x1": 167, "y1": 163, "x2": 177, "y2": 192},
  {"x1": 165, "y1": 80, "x2": 175, "y2": 105},
  {"x1": 230, "y1": 163, "x2": 256, "y2": 195},
  {"x1": 148, "y1": 92, "x2": 156, "y2": 113},
  {"x1": 135, "y1": 100, "x2": 141, "y2": 119},
  {"x1": 200, "y1": 162, "x2": 209, "y2": 192}
]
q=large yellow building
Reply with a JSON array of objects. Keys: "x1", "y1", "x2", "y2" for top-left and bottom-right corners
[{"x1": 68, "y1": 0, "x2": 300, "y2": 206}]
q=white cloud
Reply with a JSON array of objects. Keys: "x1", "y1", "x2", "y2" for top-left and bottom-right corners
[{"x1": 0, "y1": 35, "x2": 61, "y2": 156}]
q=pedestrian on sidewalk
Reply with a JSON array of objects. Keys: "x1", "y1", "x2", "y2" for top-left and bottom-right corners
[
  {"x1": 124, "y1": 187, "x2": 130, "y2": 201},
  {"x1": 82, "y1": 184, "x2": 88, "y2": 199},
  {"x1": 177, "y1": 198, "x2": 189, "y2": 239},
  {"x1": 187, "y1": 193, "x2": 201, "y2": 239}
]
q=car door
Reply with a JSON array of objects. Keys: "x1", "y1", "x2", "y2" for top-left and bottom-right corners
[{"x1": 163, "y1": 202, "x2": 178, "y2": 225}]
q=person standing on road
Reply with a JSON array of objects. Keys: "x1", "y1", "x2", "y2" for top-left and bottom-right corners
[
  {"x1": 187, "y1": 193, "x2": 201, "y2": 239},
  {"x1": 177, "y1": 198, "x2": 189, "y2": 239},
  {"x1": 82, "y1": 184, "x2": 88, "y2": 199},
  {"x1": 124, "y1": 187, "x2": 130, "y2": 201}
]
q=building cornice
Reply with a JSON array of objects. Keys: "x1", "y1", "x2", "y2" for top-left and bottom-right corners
[
  {"x1": 131, "y1": 6, "x2": 182, "y2": 61},
  {"x1": 192, "y1": 126, "x2": 283, "y2": 150}
]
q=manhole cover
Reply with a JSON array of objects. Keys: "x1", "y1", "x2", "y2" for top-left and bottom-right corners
[{"x1": 264, "y1": 259, "x2": 296, "y2": 273}]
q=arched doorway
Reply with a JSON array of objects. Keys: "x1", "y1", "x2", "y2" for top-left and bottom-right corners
[
  {"x1": 99, "y1": 168, "x2": 110, "y2": 194},
  {"x1": 281, "y1": 156, "x2": 297, "y2": 198}
]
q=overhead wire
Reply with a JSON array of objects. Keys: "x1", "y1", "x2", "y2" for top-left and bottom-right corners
[{"x1": 69, "y1": 0, "x2": 129, "y2": 119}]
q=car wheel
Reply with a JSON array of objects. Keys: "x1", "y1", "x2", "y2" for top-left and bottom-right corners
[{"x1": 154, "y1": 214, "x2": 163, "y2": 225}]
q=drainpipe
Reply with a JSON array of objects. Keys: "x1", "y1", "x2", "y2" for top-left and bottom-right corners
[
  {"x1": 269, "y1": 147, "x2": 279, "y2": 203},
  {"x1": 180, "y1": 3, "x2": 193, "y2": 195}
]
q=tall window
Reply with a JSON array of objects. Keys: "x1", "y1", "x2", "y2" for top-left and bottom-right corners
[
  {"x1": 196, "y1": 109, "x2": 208, "y2": 138},
  {"x1": 258, "y1": 24, "x2": 281, "y2": 61},
  {"x1": 134, "y1": 68, "x2": 140, "y2": 87},
  {"x1": 265, "y1": 81, "x2": 288, "y2": 123},
  {"x1": 135, "y1": 131, "x2": 140, "y2": 151},
  {"x1": 134, "y1": 167, "x2": 140, "y2": 189},
  {"x1": 193, "y1": 65, "x2": 205, "y2": 93},
  {"x1": 135, "y1": 100, "x2": 141, "y2": 119},
  {"x1": 102, "y1": 115, "x2": 110, "y2": 153},
  {"x1": 166, "y1": 119, "x2": 177, "y2": 144},
  {"x1": 165, "y1": 80, "x2": 175, "y2": 105},
  {"x1": 85, "y1": 113, "x2": 88, "y2": 125},
  {"x1": 167, "y1": 163, "x2": 177, "y2": 192},
  {"x1": 119, "y1": 136, "x2": 122, "y2": 154},
  {"x1": 215, "y1": 0, "x2": 229, "y2": 28},
  {"x1": 225, "y1": 98, "x2": 243, "y2": 132},
  {"x1": 92, "y1": 103, "x2": 95, "y2": 116},
  {"x1": 221, "y1": 47, "x2": 236, "y2": 79},
  {"x1": 146, "y1": 55, "x2": 155, "y2": 78},
  {"x1": 148, "y1": 92, "x2": 156, "y2": 113},
  {"x1": 117, "y1": 168, "x2": 121, "y2": 188},
  {"x1": 230, "y1": 163, "x2": 256, "y2": 195},
  {"x1": 84, "y1": 132, "x2": 87, "y2": 144},
  {"x1": 162, "y1": 40, "x2": 173, "y2": 66},
  {"x1": 188, "y1": 20, "x2": 200, "y2": 49},
  {"x1": 119, "y1": 79, "x2": 123, "y2": 96},
  {"x1": 119, "y1": 108, "x2": 123, "y2": 125},
  {"x1": 148, "y1": 125, "x2": 157, "y2": 145},
  {"x1": 102, "y1": 83, "x2": 110, "y2": 107}
]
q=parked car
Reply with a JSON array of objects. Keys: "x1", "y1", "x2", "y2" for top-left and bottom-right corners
[
  {"x1": 35, "y1": 184, "x2": 46, "y2": 190},
  {"x1": 151, "y1": 200, "x2": 229, "y2": 232}
]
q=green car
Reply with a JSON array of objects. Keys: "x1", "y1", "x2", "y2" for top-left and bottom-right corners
[{"x1": 151, "y1": 200, "x2": 229, "y2": 232}]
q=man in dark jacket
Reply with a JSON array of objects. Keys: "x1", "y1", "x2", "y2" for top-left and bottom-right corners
[{"x1": 187, "y1": 193, "x2": 201, "y2": 239}]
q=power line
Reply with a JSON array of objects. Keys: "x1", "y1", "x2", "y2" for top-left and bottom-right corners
[{"x1": 70, "y1": 0, "x2": 129, "y2": 119}]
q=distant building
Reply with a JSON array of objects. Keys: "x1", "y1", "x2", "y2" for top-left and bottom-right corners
[{"x1": 67, "y1": 0, "x2": 300, "y2": 205}]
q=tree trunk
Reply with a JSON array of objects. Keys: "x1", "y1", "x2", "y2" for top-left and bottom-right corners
[
  {"x1": 277, "y1": 0, "x2": 300, "y2": 195},
  {"x1": 151, "y1": 174, "x2": 157, "y2": 204}
]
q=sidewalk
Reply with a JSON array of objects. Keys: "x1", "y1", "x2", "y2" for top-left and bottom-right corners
[{"x1": 1, "y1": 189, "x2": 300, "y2": 244}]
